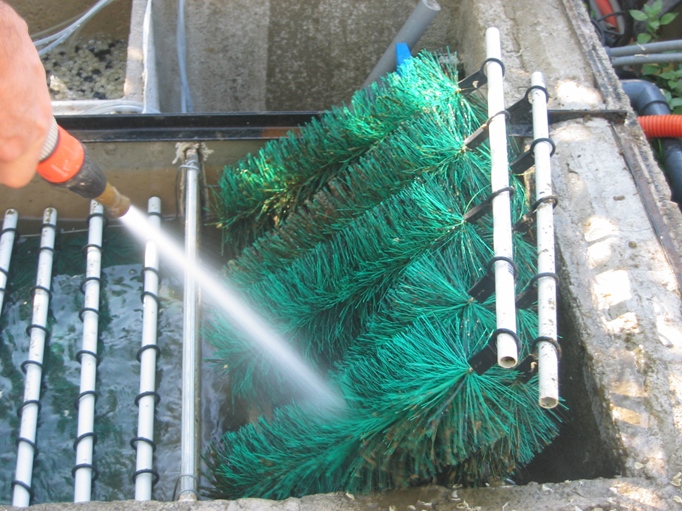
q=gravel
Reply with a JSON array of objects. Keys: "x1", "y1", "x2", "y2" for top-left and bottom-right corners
[{"x1": 41, "y1": 38, "x2": 127, "y2": 101}]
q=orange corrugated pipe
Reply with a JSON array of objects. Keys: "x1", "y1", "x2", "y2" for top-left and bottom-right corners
[
  {"x1": 638, "y1": 115, "x2": 682, "y2": 138},
  {"x1": 594, "y1": 0, "x2": 618, "y2": 28}
]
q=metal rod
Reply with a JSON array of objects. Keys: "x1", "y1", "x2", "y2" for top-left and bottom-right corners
[
  {"x1": 485, "y1": 27, "x2": 519, "y2": 368},
  {"x1": 0, "y1": 209, "x2": 18, "y2": 315},
  {"x1": 362, "y1": 0, "x2": 441, "y2": 88},
  {"x1": 73, "y1": 201, "x2": 105, "y2": 502},
  {"x1": 179, "y1": 150, "x2": 200, "y2": 501},
  {"x1": 607, "y1": 39, "x2": 682, "y2": 57},
  {"x1": 134, "y1": 197, "x2": 162, "y2": 500},
  {"x1": 12, "y1": 208, "x2": 58, "y2": 508},
  {"x1": 530, "y1": 72, "x2": 560, "y2": 409},
  {"x1": 611, "y1": 53, "x2": 682, "y2": 66}
]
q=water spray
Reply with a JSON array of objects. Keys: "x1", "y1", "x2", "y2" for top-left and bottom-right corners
[{"x1": 37, "y1": 119, "x2": 131, "y2": 218}]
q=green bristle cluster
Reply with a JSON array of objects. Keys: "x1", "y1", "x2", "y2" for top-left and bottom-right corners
[
  {"x1": 206, "y1": 51, "x2": 560, "y2": 499},
  {"x1": 214, "y1": 53, "x2": 475, "y2": 253}
]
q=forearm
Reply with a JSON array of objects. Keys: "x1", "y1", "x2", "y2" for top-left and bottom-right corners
[{"x1": 0, "y1": 1, "x2": 52, "y2": 188}]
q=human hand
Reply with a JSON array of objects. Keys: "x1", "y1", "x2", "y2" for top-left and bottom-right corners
[{"x1": 0, "y1": 2, "x2": 53, "y2": 187}]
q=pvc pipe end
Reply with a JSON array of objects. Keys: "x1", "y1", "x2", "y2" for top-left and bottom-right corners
[
  {"x1": 498, "y1": 355, "x2": 517, "y2": 369},
  {"x1": 539, "y1": 396, "x2": 559, "y2": 409}
]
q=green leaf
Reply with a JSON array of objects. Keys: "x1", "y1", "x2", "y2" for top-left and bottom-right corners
[
  {"x1": 660, "y1": 12, "x2": 678, "y2": 25},
  {"x1": 629, "y1": 9, "x2": 649, "y2": 21},
  {"x1": 649, "y1": 0, "x2": 663, "y2": 16},
  {"x1": 637, "y1": 33, "x2": 653, "y2": 44},
  {"x1": 649, "y1": 19, "x2": 661, "y2": 30},
  {"x1": 668, "y1": 97, "x2": 682, "y2": 108},
  {"x1": 642, "y1": 64, "x2": 661, "y2": 75}
]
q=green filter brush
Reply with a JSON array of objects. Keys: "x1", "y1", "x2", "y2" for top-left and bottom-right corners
[
  {"x1": 214, "y1": 52, "x2": 479, "y2": 253},
  {"x1": 206, "y1": 49, "x2": 559, "y2": 498}
]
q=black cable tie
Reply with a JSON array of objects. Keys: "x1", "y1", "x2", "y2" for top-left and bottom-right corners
[
  {"x1": 76, "y1": 349, "x2": 100, "y2": 365},
  {"x1": 134, "y1": 390, "x2": 161, "y2": 407},
  {"x1": 1, "y1": 226, "x2": 18, "y2": 236},
  {"x1": 72, "y1": 463, "x2": 100, "y2": 482},
  {"x1": 141, "y1": 290, "x2": 161, "y2": 307},
  {"x1": 20, "y1": 359, "x2": 43, "y2": 374},
  {"x1": 30, "y1": 285, "x2": 52, "y2": 300},
  {"x1": 146, "y1": 211, "x2": 163, "y2": 220},
  {"x1": 73, "y1": 431, "x2": 98, "y2": 451},
  {"x1": 79, "y1": 275, "x2": 102, "y2": 294},
  {"x1": 516, "y1": 272, "x2": 559, "y2": 309},
  {"x1": 0, "y1": 267, "x2": 8, "y2": 279},
  {"x1": 136, "y1": 343, "x2": 161, "y2": 362},
  {"x1": 130, "y1": 435, "x2": 158, "y2": 452},
  {"x1": 464, "y1": 186, "x2": 515, "y2": 223},
  {"x1": 79, "y1": 306, "x2": 100, "y2": 322},
  {"x1": 132, "y1": 468, "x2": 160, "y2": 486},
  {"x1": 74, "y1": 390, "x2": 98, "y2": 410},
  {"x1": 532, "y1": 335, "x2": 562, "y2": 359},
  {"x1": 468, "y1": 328, "x2": 522, "y2": 375},
  {"x1": 17, "y1": 399, "x2": 42, "y2": 417}
]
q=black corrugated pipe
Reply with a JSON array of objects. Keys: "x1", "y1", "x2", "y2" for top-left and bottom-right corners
[{"x1": 621, "y1": 79, "x2": 682, "y2": 206}]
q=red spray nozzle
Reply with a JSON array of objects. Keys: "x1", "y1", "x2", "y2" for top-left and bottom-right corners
[{"x1": 37, "y1": 120, "x2": 130, "y2": 218}]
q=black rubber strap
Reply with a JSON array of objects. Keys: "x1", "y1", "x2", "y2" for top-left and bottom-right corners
[
  {"x1": 136, "y1": 343, "x2": 161, "y2": 362},
  {"x1": 17, "y1": 399, "x2": 43, "y2": 416},
  {"x1": 11, "y1": 479, "x2": 34, "y2": 499},
  {"x1": 482, "y1": 57, "x2": 506, "y2": 77},
  {"x1": 132, "y1": 468, "x2": 160, "y2": 486},
  {"x1": 25, "y1": 323, "x2": 50, "y2": 338},
  {"x1": 74, "y1": 390, "x2": 98, "y2": 410},
  {"x1": 532, "y1": 335, "x2": 562, "y2": 359},
  {"x1": 76, "y1": 349, "x2": 100, "y2": 365},
  {"x1": 134, "y1": 390, "x2": 161, "y2": 407},
  {"x1": 525, "y1": 84, "x2": 549, "y2": 104},
  {"x1": 0, "y1": 267, "x2": 8, "y2": 279},
  {"x1": 79, "y1": 306, "x2": 100, "y2": 321},
  {"x1": 130, "y1": 435, "x2": 157, "y2": 452},
  {"x1": 468, "y1": 328, "x2": 522, "y2": 375},
  {"x1": 530, "y1": 136, "x2": 556, "y2": 156},
  {"x1": 79, "y1": 275, "x2": 101, "y2": 293},
  {"x1": 1, "y1": 226, "x2": 18, "y2": 236},
  {"x1": 73, "y1": 431, "x2": 98, "y2": 451},
  {"x1": 464, "y1": 186, "x2": 516, "y2": 223},
  {"x1": 141, "y1": 290, "x2": 161, "y2": 307},
  {"x1": 72, "y1": 463, "x2": 100, "y2": 481},
  {"x1": 487, "y1": 255, "x2": 518, "y2": 278},
  {"x1": 30, "y1": 285, "x2": 52, "y2": 299},
  {"x1": 20, "y1": 359, "x2": 43, "y2": 374},
  {"x1": 15, "y1": 435, "x2": 39, "y2": 456}
]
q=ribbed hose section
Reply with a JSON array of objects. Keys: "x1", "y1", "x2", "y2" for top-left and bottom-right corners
[{"x1": 638, "y1": 115, "x2": 682, "y2": 138}]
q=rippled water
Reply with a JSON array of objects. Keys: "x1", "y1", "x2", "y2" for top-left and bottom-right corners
[{"x1": 0, "y1": 228, "x2": 232, "y2": 504}]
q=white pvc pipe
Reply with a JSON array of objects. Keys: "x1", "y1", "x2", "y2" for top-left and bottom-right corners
[
  {"x1": 362, "y1": 0, "x2": 441, "y2": 88},
  {"x1": 485, "y1": 27, "x2": 518, "y2": 368},
  {"x1": 142, "y1": 0, "x2": 161, "y2": 114},
  {"x1": 73, "y1": 201, "x2": 104, "y2": 503},
  {"x1": 530, "y1": 72, "x2": 560, "y2": 409},
  {"x1": 179, "y1": 152, "x2": 200, "y2": 500},
  {"x1": 0, "y1": 209, "x2": 19, "y2": 315},
  {"x1": 134, "y1": 197, "x2": 162, "y2": 501},
  {"x1": 12, "y1": 208, "x2": 58, "y2": 508}
]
